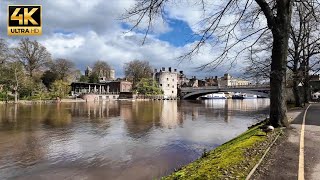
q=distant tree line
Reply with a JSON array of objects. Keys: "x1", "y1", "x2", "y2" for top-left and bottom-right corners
[
  {"x1": 0, "y1": 38, "x2": 81, "y2": 102},
  {"x1": 124, "y1": 60, "x2": 162, "y2": 95},
  {"x1": 0, "y1": 38, "x2": 162, "y2": 102}
]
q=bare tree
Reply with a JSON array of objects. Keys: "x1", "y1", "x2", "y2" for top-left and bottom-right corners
[
  {"x1": 0, "y1": 61, "x2": 24, "y2": 103},
  {"x1": 288, "y1": 2, "x2": 320, "y2": 106},
  {"x1": 92, "y1": 60, "x2": 111, "y2": 79},
  {"x1": 123, "y1": 0, "x2": 302, "y2": 127},
  {"x1": 243, "y1": 58, "x2": 270, "y2": 84},
  {"x1": 244, "y1": 1, "x2": 320, "y2": 107},
  {"x1": 124, "y1": 60, "x2": 152, "y2": 86},
  {"x1": 50, "y1": 58, "x2": 75, "y2": 80},
  {"x1": 13, "y1": 38, "x2": 51, "y2": 78},
  {"x1": 0, "y1": 39, "x2": 10, "y2": 65}
]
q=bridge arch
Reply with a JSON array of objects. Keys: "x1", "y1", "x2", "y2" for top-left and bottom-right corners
[{"x1": 182, "y1": 89, "x2": 270, "y2": 100}]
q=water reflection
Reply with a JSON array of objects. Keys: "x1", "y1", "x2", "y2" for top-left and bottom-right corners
[{"x1": 0, "y1": 99, "x2": 269, "y2": 179}]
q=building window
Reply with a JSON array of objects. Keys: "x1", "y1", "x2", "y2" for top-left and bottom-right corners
[
  {"x1": 172, "y1": 79, "x2": 174, "y2": 81},
  {"x1": 167, "y1": 78, "x2": 169, "y2": 81},
  {"x1": 172, "y1": 91, "x2": 174, "y2": 93},
  {"x1": 172, "y1": 85, "x2": 174, "y2": 88},
  {"x1": 160, "y1": 84, "x2": 162, "y2": 86},
  {"x1": 167, "y1": 84, "x2": 170, "y2": 87}
]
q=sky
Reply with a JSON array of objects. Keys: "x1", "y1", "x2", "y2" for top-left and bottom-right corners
[{"x1": 0, "y1": 0, "x2": 263, "y2": 79}]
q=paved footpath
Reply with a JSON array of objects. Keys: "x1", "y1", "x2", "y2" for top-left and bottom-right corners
[{"x1": 252, "y1": 103, "x2": 320, "y2": 180}]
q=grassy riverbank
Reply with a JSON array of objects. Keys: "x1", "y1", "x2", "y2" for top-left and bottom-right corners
[{"x1": 164, "y1": 123, "x2": 282, "y2": 180}]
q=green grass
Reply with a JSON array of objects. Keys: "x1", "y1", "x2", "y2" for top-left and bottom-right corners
[{"x1": 163, "y1": 124, "x2": 278, "y2": 180}]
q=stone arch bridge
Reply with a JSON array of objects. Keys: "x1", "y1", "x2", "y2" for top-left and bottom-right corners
[{"x1": 179, "y1": 85, "x2": 270, "y2": 100}]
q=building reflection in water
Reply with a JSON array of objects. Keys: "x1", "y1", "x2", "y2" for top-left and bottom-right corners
[
  {"x1": 70, "y1": 101, "x2": 120, "y2": 120},
  {"x1": 161, "y1": 101, "x2": 183, "y2": 128},
  {"x1": 0, "y1": 99, "x2": 269, "y2": 138},
  {"x1": 0, "y1": 99, "x2": 270, "y2": 180}
]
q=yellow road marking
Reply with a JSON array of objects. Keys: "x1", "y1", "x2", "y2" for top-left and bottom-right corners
[{"x1": 298, "y1": 104, "x2": 311, "y2": 180}]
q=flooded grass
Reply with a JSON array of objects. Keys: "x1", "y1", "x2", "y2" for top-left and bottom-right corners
[{"x1": 163, "y1": 123, "x2": 282, "y2": 180}]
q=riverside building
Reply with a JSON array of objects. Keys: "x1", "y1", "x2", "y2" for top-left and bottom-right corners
[{"x1": 153, "y1": 67, "x2": 178, "y2": 98}]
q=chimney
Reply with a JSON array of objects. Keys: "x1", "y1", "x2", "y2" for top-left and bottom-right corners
[
  {"x1": 179, "y1": 71, "x2": 183, "y2": 74},
  {"x1": 215, "y1": 76, "x2": 217, "y2": 80},
  {"x1": 154, "y1": 69, "x2": 157, "y2": 73},
  {"x1": 169, "y1": 67, "x2": 172, "y2": 72},
  {"x1": 174, "y1": 69, "x2": 177, "y2": 72},
  {"x1": 162, "y1": 67, "x2": 165, "y2": 71}
]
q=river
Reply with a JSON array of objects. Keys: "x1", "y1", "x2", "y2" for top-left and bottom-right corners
[{"x1": 0, "y1": 99, "x2": 269, "y2": 180}]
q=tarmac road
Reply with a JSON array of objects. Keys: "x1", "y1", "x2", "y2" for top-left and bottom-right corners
[{"x1": 304, "y1": 103, "x2": 320, "y2": 180}]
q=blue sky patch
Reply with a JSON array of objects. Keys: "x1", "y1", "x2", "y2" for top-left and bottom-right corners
[
  {"x1": 158, "y1": 19, "x2": 200, "y2": 47},
  {"x1": 121, "y1": 19, "x2": 200, "y2": 47}
]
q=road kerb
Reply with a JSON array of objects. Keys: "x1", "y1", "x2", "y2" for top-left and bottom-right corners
[{"x1": 298, "y1": 104, "x2": 311, "y2": 180}]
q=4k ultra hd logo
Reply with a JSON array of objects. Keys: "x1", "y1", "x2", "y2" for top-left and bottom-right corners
[{"x1": 8, "y1": 5, "x2": 42, "y2": 36}]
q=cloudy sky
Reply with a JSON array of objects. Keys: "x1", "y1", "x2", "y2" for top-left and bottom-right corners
[{"x1": 1, "y1": 0, "x2": 264, "y2": 79}]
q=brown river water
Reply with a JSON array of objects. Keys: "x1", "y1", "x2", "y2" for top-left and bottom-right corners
[{"x1": 0, "y1": 99, "x2": 269, "y2": 180}]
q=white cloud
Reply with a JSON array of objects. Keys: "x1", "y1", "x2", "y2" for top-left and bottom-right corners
[
  {"x1": 41, "y1": 33, "x2": 85, "y2": 57},
  {"x1": 1, "y1": 0, "x2": 262, "y2": 79}
]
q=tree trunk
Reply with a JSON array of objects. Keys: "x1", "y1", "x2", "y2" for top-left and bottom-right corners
[
  {"x1": 5, "y1": 91, "x2": 8, "y2": 103},
  {"x1": 29, "y1": 69, "x2": 33, "y2": 78},
  {"x1": 303, "y1": 53, "x2": 311, "y2": 104},
  {"x1": 304, "y1": 76, "x2": 310, "y2": 103},
  {"x1": 14, "y1": 90, "x2": 18, "y2": 104},
  {"x1": 270, "y1": 35, "x2": 289, "y2": 127},
  {"x1": 14, "y1": 67, "x2": 19, "y2": 104},
  {"x1": 269, "y1": 0, "x2": 292, "y2": 127},
  {"x1": 293, "y1": 80, "x2": 302, "y2": 107}
]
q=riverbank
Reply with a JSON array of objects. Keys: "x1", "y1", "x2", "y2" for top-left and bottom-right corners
[
  {"x1": 0, "y1": 99, "x2": 86, "y2": 104},
  {"x1": 162, "y1": 107, "x2": 304, "y2": 180},
  {"x1": 163, "y1": 122, "x2": 282, "y2": 180},
  {"x1": 0, "y1": 98, "x2": 179, "y2": 104}
]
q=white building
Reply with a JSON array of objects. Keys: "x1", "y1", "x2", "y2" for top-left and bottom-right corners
[{"x1": 154, "y1": 67, "x2": 178, "y2": 98}]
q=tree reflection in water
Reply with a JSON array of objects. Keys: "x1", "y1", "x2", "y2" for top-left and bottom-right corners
[{"x1": 0, "y1": 99, "x2": 269, "y2": 180}]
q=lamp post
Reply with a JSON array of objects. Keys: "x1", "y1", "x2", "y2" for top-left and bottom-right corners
[{"x1": 298, "y1": 82, "x2": 304, "y2": 106}]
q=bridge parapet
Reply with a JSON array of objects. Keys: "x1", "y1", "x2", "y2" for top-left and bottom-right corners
[
  {"x1": 179, "y1": 85, "x2": 271, "y2": 99},
  {"x1": 180, "y1": 85, "x2": 270, "y2": 92}
]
